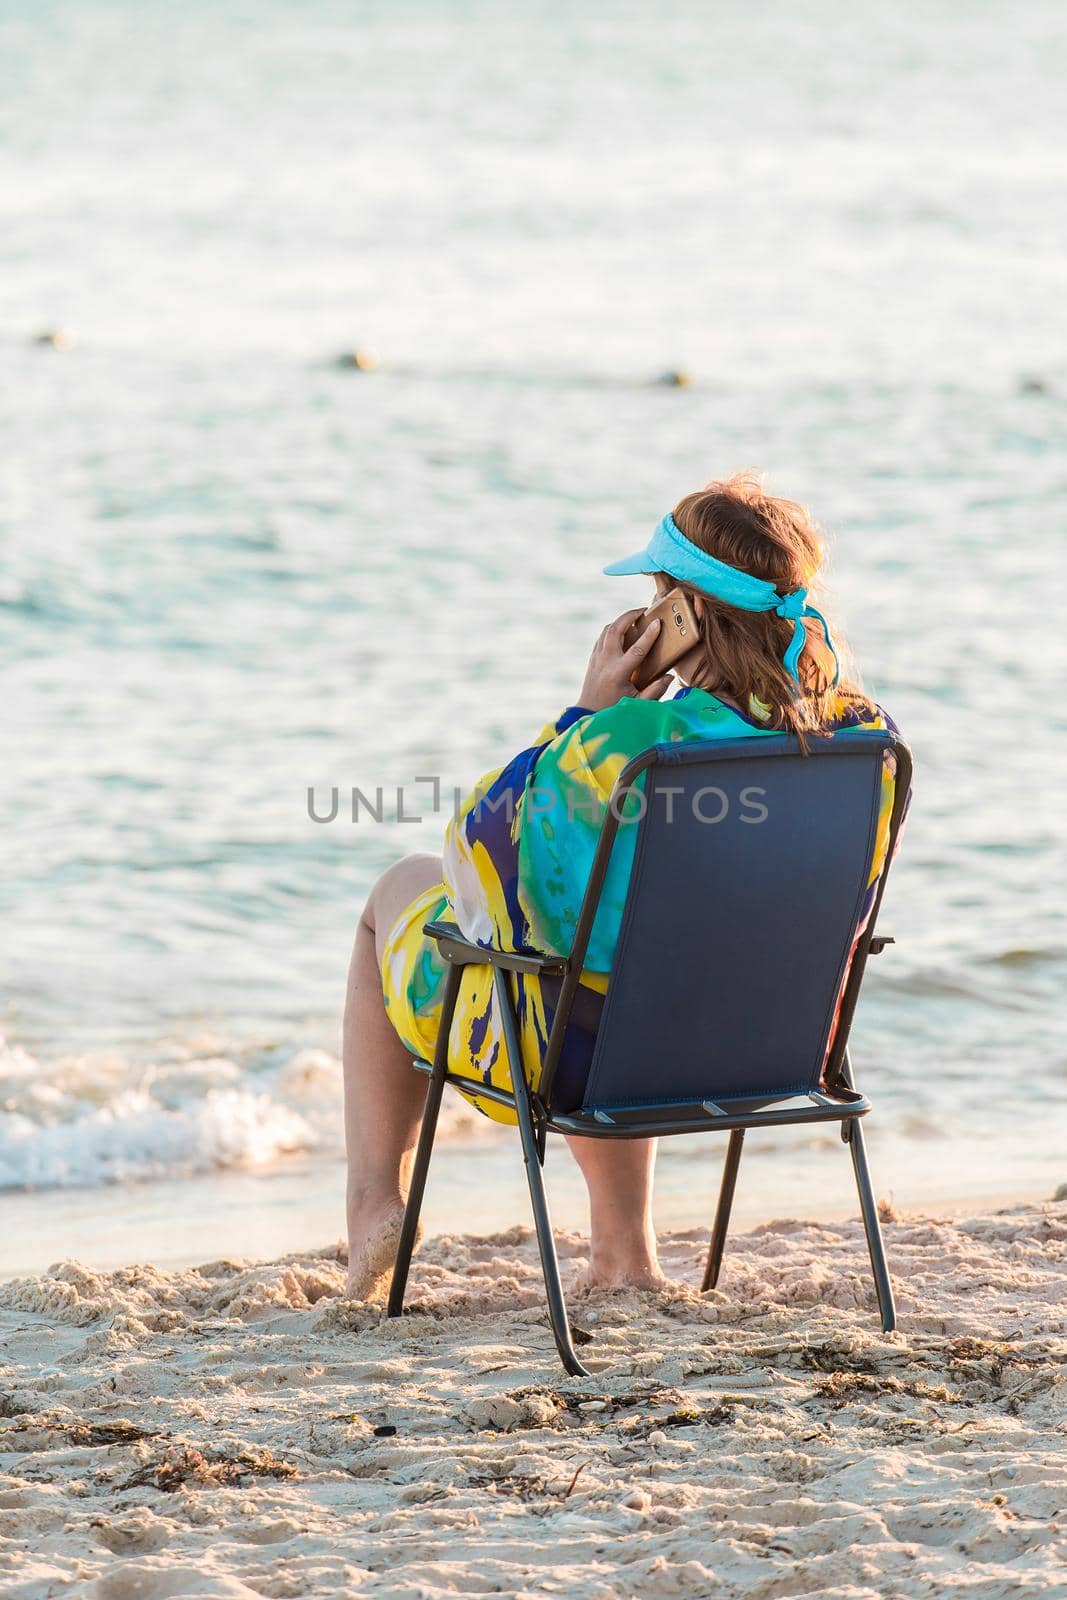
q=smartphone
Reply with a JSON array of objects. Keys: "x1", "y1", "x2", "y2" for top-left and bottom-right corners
[{"x1": 623, "y1": 586, "x2": 701, "y2": 691}]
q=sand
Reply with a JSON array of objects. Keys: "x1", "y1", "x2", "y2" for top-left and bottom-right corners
[{"x1": 1, "y1": 1201, "x2": 1065, "y2": 1599}]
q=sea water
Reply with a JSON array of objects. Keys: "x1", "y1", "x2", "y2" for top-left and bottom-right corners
[{"x1": 2, "y1": 1, "x2": 1066, "y2": 1273}]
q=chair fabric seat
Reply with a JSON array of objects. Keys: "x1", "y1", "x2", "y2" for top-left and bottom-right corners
[{"x1": 548, "y1": 1087, "x2": 869, "y2": 1137}]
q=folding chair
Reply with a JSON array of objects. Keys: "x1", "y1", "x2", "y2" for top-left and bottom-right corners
[{"x1": 388, "y1": 731, "x2": 912, "y2": 1376}]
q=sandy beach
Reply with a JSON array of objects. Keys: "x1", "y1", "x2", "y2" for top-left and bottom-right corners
[
  {"x1": 5, "y1": 4, "x2": 1067, "y2": 1597},
  {"x1": 2, "y1": 1199, "x2": 1064, "y2": 1598}
]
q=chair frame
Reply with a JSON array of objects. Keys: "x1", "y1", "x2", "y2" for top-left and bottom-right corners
[{"x1": 388, "y1": 733, "x2": 912, "y2": 1376}]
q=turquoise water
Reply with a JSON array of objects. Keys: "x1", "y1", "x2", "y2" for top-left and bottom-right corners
[{"x1": 2, "y1": 3, "x2": 1066, "y2": 1255}]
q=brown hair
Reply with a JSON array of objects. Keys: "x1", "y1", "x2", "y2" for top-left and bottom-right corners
[{"x1": 666, "y1": 473, "x2": 871, "y2": 741}]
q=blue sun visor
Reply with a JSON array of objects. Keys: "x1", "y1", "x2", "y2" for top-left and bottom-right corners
[{"x1": 605, "y1": 513, "x2": 839, "y2": 686}]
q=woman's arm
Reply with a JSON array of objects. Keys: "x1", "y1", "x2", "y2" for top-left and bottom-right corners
[{"x1": 443, "y1": 610, "x2": 670, "y2": 951}]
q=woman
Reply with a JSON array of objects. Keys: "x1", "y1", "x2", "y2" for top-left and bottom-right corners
[{"x1": 343, "y1": 473, "x2": 901, "y2": 1297}]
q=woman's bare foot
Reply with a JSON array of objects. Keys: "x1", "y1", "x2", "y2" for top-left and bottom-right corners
[
  {"x1": 344, "y1": 1202, "x2": 420, "y2": 1300},
  {"x1": 572, "y1": 1254, "x2": 669, "y2": 1294}
]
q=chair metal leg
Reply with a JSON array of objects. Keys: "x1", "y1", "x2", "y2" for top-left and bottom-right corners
[
  {"x1": 702, "y1": 1129, "x2": 745, "y2": 1292},
  {"x1": 387, "y1": 964, "x2": 461, "y2": 1319},
  {"x1": 494, "y1": 969, "x2": 590, "y2": 1378},
  {"x1": 845, "y1": 1117, "x2": 896, "y2": 1333}
]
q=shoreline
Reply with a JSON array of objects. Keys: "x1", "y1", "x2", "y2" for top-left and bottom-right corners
[
  {"x1": 5, "y1": 1030, "x2": 1064, "y2": 1283},
  {"x1": 1, "y1": 1126, "x2": 1063, "y2": 1282}
]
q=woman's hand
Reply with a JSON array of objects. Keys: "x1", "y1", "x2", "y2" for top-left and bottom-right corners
[{"x1": 577, "y1": 609, "x2": 673, "y2": 713}]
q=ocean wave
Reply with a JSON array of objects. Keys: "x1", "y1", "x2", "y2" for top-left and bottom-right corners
[
  {"x1": 0, "y1": 1039, "x2": 318, "y2": 1191},
  {"x1": 0, "y1": 1037, "x2": 493, "y2": 1192}
]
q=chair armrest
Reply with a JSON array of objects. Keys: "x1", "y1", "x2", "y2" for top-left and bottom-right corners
[
  {"x1": 868, "y1": 934, "x2": 895, "y2": 955},
  {"x1": 423, "y1": 919, "x2": 569, "y2": 977}
]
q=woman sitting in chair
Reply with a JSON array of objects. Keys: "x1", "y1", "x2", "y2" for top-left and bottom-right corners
[{"x1": 343, "y1": 473, "x2": 900, "y2": 1297}]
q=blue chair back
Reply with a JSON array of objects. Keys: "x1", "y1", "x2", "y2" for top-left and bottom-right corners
[{"x1": 577, "y1": 734, "x2": 891, "y2": 1111}]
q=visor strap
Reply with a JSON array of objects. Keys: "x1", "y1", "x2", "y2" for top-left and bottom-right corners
[{"x1": 616, "y1": 512, "x2": 843, "y2": 688}]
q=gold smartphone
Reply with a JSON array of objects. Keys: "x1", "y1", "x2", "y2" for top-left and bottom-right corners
[{"x1": 623, "y1": 586, "x2": 701, "y2": 691}]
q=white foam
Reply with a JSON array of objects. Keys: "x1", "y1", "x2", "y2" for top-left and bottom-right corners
[
  {"x1": 0, "y1": 1037, "x2": 494, "y2": 1193},
  {"x1": 0, "y1": 1037, "x2": 320, "y2": 1191}
]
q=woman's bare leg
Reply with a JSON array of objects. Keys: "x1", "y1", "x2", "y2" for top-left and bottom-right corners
[
  {"x1": 565, "y1": 1135, "x2": 664, "y2": 1289},
  {"x1": 343, "y1": 849, "x2": 663, "y2": 1295},
  {"x1": 343, "y1": 852, "x2": 443, "y2": 1296}
]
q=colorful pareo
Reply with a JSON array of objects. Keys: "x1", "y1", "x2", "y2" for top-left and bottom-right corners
[{"x1": 380, "y1": 685, "x2": 902, "y2": 1123}]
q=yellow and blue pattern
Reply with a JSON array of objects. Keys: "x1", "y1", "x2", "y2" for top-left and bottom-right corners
[{"x1": 381, "y1": 685, "x2": 901, "y2": 1123}]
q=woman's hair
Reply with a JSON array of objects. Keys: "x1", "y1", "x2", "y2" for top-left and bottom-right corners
[{"x1": 666, "y1": 473, "x2": 872, "y2": 740}]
